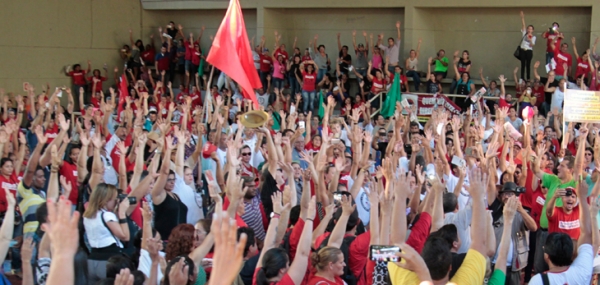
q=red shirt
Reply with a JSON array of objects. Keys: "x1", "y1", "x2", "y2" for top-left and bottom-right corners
[
  {"x1": 88, "y1": 76, "x2": 107, "y2": 93},
  {"x1": 0, "y1": 173, "x2": 19, "y2": 213},
  {"x1": 302, "y1": 55, "x2": 312, "y2": 62},
  {"x1": 274, "y1": 48, "x2": 289, "y2": 62},
  {"x1": 307, "y1": 276, "x2": 345, "y2": 285},
  {"x1": 191, "y1": 50, "x2": 201, "y2": 66},
  {"x1": 548, "y1": 205, "x2": 580, "y2": 240},
  {"x1": 302, "y1": 71, "x2": 317, "y2": 92},
  {"x1": 184, "y1": 40, "x2": 198, "y2": 61},
  {"x1": 190, "y1": 91, "x2": 202, "y2": 108},
  {"x1": 575, "y1": 57, "x2": 590, "y2": 79},
  {"x1": 530, "y1": 190, "x2": 546, "y2": 228},
  {"x1": 553, "y1": 39, "x2": 572, "y2": 76},
  {"x1": 406, "y1": 212, "x2": 432, "y2": 254},
  {"x1": 69, "y1": 70, "x2": 87, "y2": 86},
  {"x1": 45, "y1": 124, "x2": 59, "y2": 144},
  {"x1": 543, "y1": 32, "x2": 557, "y2": 53},
  {"x1": 371, "y1": 77, "x2": 384, "y2": 93},
  {"x1": 156, "y1": 53, "x2": 170, "y2": 71},
  {"x1": 259, "y1": 54, "x2": 273, "y2": 73},
  {"x1": 126, "y1": 186, "x2": 145, "y2": 228},
  {"x1": 59, "y1": 161, "x2": 79, "y2": 205},
  {"x1": 141, "y1": 49, "x2": 156, "y2": 65},
  {"x1": 533, "y1": 86, "x2": 545, "y2": 107},
  {"x1": 253, "y1": 268, "x2": 294, "y2": 285},
  {"x1": 304, "y1": 141, "x2": 320, "y2": 152},
  {"x1": 108, "y1": 133, "x2": 133, "y2": 173},
  {"x1": 519, "y1": 166, "x2": 535, "y2": 209}
]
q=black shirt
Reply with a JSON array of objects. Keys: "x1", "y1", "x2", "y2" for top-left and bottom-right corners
[{"x1": 539, "y1": 77, "x2": 559, "y2": 105}]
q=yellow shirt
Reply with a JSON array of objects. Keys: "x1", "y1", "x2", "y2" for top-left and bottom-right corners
[
  {"x1": 388, "y1": 249, "x2": 486, "y2": 285},
  {"x1": 17, "y1": 181, "x2": 46, "y2": 235}
]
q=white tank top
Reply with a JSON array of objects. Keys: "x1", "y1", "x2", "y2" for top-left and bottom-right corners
[{"x1": 407, "y1": 57, "x2": 418, "y2": 71}]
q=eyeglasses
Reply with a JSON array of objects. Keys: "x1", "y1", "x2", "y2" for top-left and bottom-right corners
[
  {"x1": 585, "y1": 153, "x2": 593, "y2": 156},
  {"x1": 241, "y1": 153, "x2": 252, "y2": 156},
  {"x1": 167, "y1": 178, "x2": 176, "y2": 182}
]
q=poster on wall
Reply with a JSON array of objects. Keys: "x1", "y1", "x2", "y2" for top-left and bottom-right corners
[{"x1": 563, "y1": 89, "x2": 600, "y2": 123}]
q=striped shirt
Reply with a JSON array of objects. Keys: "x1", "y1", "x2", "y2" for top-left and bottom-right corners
[
  {"x1": 241, "y1": 195, "x2": 266, "y2": 240},
  {"x1": 17, "y1": 181, "x2": 46, "y2": 235}
]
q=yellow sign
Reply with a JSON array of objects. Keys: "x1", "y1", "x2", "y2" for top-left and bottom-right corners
[{"x1": 563, "y1": 89, "x2": 600, "y2": 122}]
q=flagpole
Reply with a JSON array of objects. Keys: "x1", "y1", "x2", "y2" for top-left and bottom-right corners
[{"x1": 203, "y1": 66, "x2": 215, "y2": 124}]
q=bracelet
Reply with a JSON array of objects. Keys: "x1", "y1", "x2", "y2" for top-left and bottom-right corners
[
  {"x1": 306, "y1": 218, "x2": 314, "y2": 222},
  {"x1": 118, "y1": 218, "x2": 127, "y2": 224}
]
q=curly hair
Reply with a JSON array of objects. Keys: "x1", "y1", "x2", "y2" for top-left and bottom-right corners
[{"x1": 166, "y1": 224, "x2": 195, "y2": 261}]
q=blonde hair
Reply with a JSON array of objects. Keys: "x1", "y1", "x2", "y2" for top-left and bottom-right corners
[
  {"x1": 83, "y1": 183, "x2": 118, "y2": 219},
  {"x1": 310, "y1": 246, "x2": 343, "y2": 271}
]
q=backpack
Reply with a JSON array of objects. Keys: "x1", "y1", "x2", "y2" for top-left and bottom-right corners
[{"x1": 318, "y1": 234, "x2": 363, "y2": 285}]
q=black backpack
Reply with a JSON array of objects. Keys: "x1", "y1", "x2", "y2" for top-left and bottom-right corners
[{"x1": 318, "y1": 234, "x2": 364, "y2": 285}]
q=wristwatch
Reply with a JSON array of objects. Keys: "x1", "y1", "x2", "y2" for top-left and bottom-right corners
[{"x1": 270, "y1": 212, "x2": 281, "y2": 219}]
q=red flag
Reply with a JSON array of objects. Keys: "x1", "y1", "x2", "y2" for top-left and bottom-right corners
[
  {"x1": 117, "y1": 74, "x2": 128, "y2": 122},
  {"x1": 206, "y1": 0, "x2": 262, "y2": 108}
]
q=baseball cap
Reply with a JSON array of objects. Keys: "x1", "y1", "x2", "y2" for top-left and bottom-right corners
[{"x1": 149, "y1": 106, "x2": 157, "y2": 113}]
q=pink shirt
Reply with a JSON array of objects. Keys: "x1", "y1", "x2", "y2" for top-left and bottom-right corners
[
  {"x1": 372, "y1": 54, "x2": 383, "y2": 70},
  {"x1": 272, "y1": 60, "x2": 285, "y2": 79}
]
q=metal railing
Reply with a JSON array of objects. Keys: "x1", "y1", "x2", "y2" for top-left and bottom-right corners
[{"x1": 366, "y1": 91, "x2": 515, "y2": 120}]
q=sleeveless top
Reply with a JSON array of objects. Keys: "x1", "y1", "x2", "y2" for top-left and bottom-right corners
[
  {"x1": 154, "y1": 192, "x2": 188, "y2": 240},
  {"x1": 407, "y1": 57, "x2": 418, "y2": 71}
]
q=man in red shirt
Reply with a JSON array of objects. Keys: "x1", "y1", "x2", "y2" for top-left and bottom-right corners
[
  {"x1": 259, "y1": 48, "x2": 272, "y2": 92},
  {"x1": 542, "y1": 22, "x2": 560, "y2": 65},
  {"x1": 155, "y1": 44, "x2": 172, "y2": 73},
  {"x1": 88, "y1": 69, "x2": 107, "y2": 94},
  {"x1": 65, "y1": 62, "x2": 91, "y2": 92},
  {"x1": 546, "y1": 186, "x2": 580, "y2": 240},
  {"x1": 551, "y1": 35, "x2": 572, "y2": 80}
]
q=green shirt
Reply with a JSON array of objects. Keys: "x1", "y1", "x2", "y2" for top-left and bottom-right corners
[
  {"x1": 540, "y1": 173, "x2": 576, "y2": 229},
  {"x1": 434, "y1": 57, "x2": 449, "y2": 72},
  {"x1": 487, "y1": 269, "x2": 506, "y2": 285}
]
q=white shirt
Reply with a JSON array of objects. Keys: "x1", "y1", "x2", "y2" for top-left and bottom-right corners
[
  {"x1": 138, "y1": 249, "x2": 166, "y2": 285},
  {"x1": 529, "y1": 244, "x2": 594, "y2": 285},
  {"x1": 443, "y1": 202, "x2": 473, "y2": 254},
  {"x1": 173, "y1": 173, "x2": 204, "y2": 225},
  {"x1": 355, "y1": 188, "x2": 370, "y2": 226},
  {"x1": 253, "y1": 51, "x2": 260, "y2": 69},
  {"x1": 551, "y1": 88, "x2": 565, "y2": 111},
  {"x1": 83, "y1": 210, "x2": 123, "y2": 248},
  {"x1": 101, "y1": 155, "x2": 119, "y2": 186},
  {"x1": 520, "y1": 30, "x2": 536, "y2": 50},
  {"x1": 444, "y1": 173, "x2": 470, "y2": 210}
]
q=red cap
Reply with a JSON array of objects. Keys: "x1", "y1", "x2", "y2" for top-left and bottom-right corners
[{"x1": 202, "y1": 142, "x2": 218, "y2": 159}]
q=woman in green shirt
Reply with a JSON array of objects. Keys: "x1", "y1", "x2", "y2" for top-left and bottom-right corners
[{"x1": 433, "y1": 49, "x2": 449, "y2": 79}]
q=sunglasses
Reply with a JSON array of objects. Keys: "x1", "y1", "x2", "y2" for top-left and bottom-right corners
[{"x1": 241, "y1": 153, "x2": 251, "y2": 156}]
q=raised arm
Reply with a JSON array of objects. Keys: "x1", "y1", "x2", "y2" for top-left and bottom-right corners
[
  {"x1": 467, "y1": 167, "x2": 488, "y2": 254},
  {"x1": 520, "y1": 11, "x2": 526, "y2": 32},
  {"x1": 572, "y1": 37, "x2": 580, "y2": 59},
  {"x1": 327, "y1": 196, "x2": 355, "y2": 248}
]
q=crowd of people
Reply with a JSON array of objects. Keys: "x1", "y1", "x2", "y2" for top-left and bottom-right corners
[{"x1": 0, "y1": 10, "x2": 600, "y2": 285}]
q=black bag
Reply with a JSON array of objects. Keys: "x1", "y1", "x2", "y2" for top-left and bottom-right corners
[{"x1": 514, "y1": 35, "x2": 527, "y2": 60}]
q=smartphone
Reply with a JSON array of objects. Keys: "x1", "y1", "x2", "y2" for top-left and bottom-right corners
[
  {"x1": 370, "y1": 245, "x2": 400, "y2": 262},
  {"x1": 451, "y1": 155, "x2": 466, "y2": 168},
  {"x1": 331, "y1": 138, "x2": 341, "y2": 144},
  {"x1": 333, "y1": 192, "x2": 343, "y2": 203},
  {"x1": 299, "y1": 121, "x2": 305, "y2": 129}
]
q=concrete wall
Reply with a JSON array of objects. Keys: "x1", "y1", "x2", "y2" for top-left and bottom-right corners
[
  {"x1": 0, "y1": 0, "x2": 142, "y2": 94},
  {"x1": 2, "y1": 0, "x2": 599, "y2": 94}
]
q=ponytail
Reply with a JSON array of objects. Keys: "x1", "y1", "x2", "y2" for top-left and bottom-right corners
[{"x1": 256, "y1": 248, "x2": 289, "y2": 285}]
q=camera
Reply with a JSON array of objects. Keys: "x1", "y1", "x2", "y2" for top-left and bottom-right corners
[
  {"x1": 565, "y1": 188, "x2": 573, "y2": 196},
  {"x1": 117, "y1": 193, "x2": 137, "y2": 204},
  {"x1": 515, "y1": 186, "x2": 526, "y2": 196}
]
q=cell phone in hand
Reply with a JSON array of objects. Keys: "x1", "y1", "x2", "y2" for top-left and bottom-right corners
[
  {"x1": 299, "y1": 121, "x2": 305, "y2": 129},
  {"x1": 370, "y1": 245, "x2": 400, "y2": 262},
  {"x1": 451, "y1": 155, "x2": 466, "y2": 168}
]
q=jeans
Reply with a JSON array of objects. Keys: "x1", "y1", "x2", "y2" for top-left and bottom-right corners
[
  {"x1": 272, "y1": 78, "x2": 285, "y2": 91},
  {"x1": 288, "y1": 76, "x2": 301, "y2": 96},
  {"x1": 406, "y1": 70, "x2": 421, "y2": 92},
  {"x1": 520, "y1": 49, "x2": 533, "y2": 80},
  {"x1": 546, "y1": 52, "x2": 554, "y2": 65},
  {"x1": 355, "y1": 68, "x2": 367, "y2": 83},
  {"x1": 317, "y1": 69, "x2": 327, "y2": 84},
  {"x1": 259, "y1": 70, "x2": 269, "y2": 91},
  {"x1": 449, "y1": 78, "x2": 458, "y2": 94},
  {"x1": 387, "y1": 64, "x2": 398, "y2": 74},
  {"x1": 302, "y1": 90, "x2": 316, "y2": 113}
]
